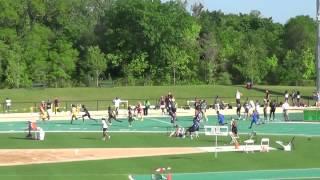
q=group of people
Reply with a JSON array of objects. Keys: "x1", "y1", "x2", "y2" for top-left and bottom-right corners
[
  {"x1": 159, "y1": 92, "x2": 178, "y2": 125},
  {"x1": 38, "y1": 98, "x2": 60, "y2": 121},
  {"x1": 32, "y1": 88, "x2": 307, "y2": 142},
  {"x1": 232, "y1": 89, "x2": 291, "y2": 129},
  {"x1": 170, "y1": 107, "x2": 202, "y2": 139}
]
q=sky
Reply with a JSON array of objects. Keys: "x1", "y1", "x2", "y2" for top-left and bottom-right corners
[{"x1": 188, "y1": 0, "x2": 315, "y2": 24}]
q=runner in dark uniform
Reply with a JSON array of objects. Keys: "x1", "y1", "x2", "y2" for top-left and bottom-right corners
[
  {"x1": 82, "y1": 105, "x2": 97, "y2": 122},
  {"x1": 169, "y1": 106, "x2": 177, "y2": 126},
  {"x1": 231, "y1": 119, "x2": 238, "y2": 136},
  {"x1": 128, "y1": 106, "x2": 134, "y2": 127},
  {"x1": 185, "y1": 109, "x2": 201, "y2": 139},
  {"x1": 236, "y1": 102, "x2": 241, "y2": 120},
  {"x1": 269, "y1": 100, "x2": 276, "y2": 121},
  {"x1": 102, "y1": 106, "x2": 122, "y2": 125}
]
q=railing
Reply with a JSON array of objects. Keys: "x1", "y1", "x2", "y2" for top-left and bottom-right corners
[{"x1": 0, "y1": 95, "x2": 315, "y2": 113}]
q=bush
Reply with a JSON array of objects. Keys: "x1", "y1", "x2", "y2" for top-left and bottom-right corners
[{"x1": 216, "y1": 72, "x2": 232, "y2": 85}]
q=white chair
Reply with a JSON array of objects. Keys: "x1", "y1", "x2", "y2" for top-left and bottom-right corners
[
  {"x1": 244, "y1": 139, "x2": 254, "y2": 153},
  {"x1": 276, "y1": 137, "x2": 295, "y2": 152},
  {"x1": 260, "y1": 138, "x2": 269, "y2": 152}
]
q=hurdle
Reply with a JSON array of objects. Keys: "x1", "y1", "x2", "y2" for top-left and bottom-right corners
[{"x1": 204, "y1": 125, "x2": 229, "y2": 158}]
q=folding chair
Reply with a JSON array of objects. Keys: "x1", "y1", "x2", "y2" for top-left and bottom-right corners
[{"x1": 276, "y1": 136, "x2": 295, "y2": 151}]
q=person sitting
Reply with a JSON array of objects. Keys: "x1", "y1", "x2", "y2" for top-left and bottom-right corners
[
  {"x1": 185, "y1": 109, "x2": 201, "y2": 139},
  {"x1": 169, "y1": 125, "x2": 185, "y2": 138}
]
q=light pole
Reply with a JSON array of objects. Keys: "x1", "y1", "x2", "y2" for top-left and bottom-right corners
[
  {"x1": 317, "y1": 0, "x2": 320, "y2": 91},
  {"x1": 173, "y1": 66, "x2": 176, "y2": 86}
]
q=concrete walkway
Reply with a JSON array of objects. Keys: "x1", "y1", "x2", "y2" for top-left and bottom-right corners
[{"x1": 0, "y1": 106, "x2": 306, "y2": 122}]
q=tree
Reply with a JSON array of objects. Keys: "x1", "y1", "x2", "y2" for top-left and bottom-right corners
[
  {"x1": 22, "y1": 23, "x2": 53, "y2": 84},
  {"x1": 86, "y1": 46, "x2": 107, "y2": 87},
  {"x1": 47, "y1": 39, "x2": 78, "y2": 87},
  {"x1": 283, "y1": 16, "x2": 316, "y2": 51},
  {"x1": 4, "y1": 43, "x2": 30, "y2": 88}
]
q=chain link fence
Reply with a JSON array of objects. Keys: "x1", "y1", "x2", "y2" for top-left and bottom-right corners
[{"x1": 0, "y1": 95, "x2": 315, "y2": 113}]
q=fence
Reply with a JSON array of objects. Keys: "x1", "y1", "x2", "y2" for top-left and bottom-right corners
[{"x1": 0, "y1": 95, "x2": 315, "y2": 113}]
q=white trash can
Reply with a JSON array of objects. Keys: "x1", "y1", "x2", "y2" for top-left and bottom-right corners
[{"x1": 35, "y1": 127, "x2": 45, "y2": 141}]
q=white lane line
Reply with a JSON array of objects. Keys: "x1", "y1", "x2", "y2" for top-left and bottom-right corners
[{"x1": 148, "y1": 118, "x2": 171, "y2": 125}]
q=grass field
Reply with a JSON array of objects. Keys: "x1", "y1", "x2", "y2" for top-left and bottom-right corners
[
  {"x1": 0, "y1": 133, "x2": 319, "y2": 180},
  {"x1": 0, "y1": 85, "x2": 319, "y2": 180},
  {"x1": 0, "y1": 114, "x2": 319, "y2": 180},
  {"x1": 0, "y1": 85, "x2": 316, "y2": 113}
]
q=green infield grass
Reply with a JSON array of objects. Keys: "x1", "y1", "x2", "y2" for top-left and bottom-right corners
[
  {"x1": 0, "y1": 85, "x2": 315, "y2": 113},
  {"x1": 0, "y1": 133, "x2": 319, "y2": 180}
]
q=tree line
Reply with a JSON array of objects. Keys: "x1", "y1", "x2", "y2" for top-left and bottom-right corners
[{"x1": 0, "y1": 0, "x2": 316, "y2": 88}]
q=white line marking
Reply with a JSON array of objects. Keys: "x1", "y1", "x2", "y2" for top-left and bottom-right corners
[
  {"x1": 251, "y1": 177, "x2": 320, "y2": 180},
  {"x1": 0, "y1": 130, "x2": 319, "y2": 137},
  {"x1": 149, "y1": 118, "x2": 171, "y2": 125},
  {"x1": 170, "y1": 167, "x2": 320, "y2": 175}
]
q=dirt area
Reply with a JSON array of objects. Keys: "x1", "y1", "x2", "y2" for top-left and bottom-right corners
[{"x1": 0, "y1": 147, "x2": 206, "y2": 166}]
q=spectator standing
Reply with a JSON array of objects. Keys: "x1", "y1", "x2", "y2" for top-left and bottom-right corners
[
  {"x1": 235, "y1": 89, "x2": 241, "y2": 104},
  {"x1": 284, "y1": 90, "x2": 289, "y2": 103},
  {"x1": 269, "y1": 100, "x2": 276, "y2": 121},
  {"x1": 143, "y1": 99, "x2": 150, "y2": 116},
  {"x1": 5, "y1": 98, "x2": 11, "y2": 113},
  {"x1": 159, "y1": 96, "x2": 165, "y2": 115},
  {"x1": 282, "y1": 101, "x2": 289, "y2": 121},
  {"x1": 54, "y1": 97, "x2": 59, "y2": 114},
  {"x1": 46, "y1": 100, "x2": 52, "y2": 120},
  {"x1": 265, "y1": 89, "x2": 270, "y2": 104},
  {"x1": 113, "y1": 97, "x2": 121, "y2": 116},
  {"x1": 243, "y1": 98, "x2": 250, "y2": 120},
  {"x1": 296, "y1": 91, "x2": 301, "y2": 107},
  {"x1": 263, "y1": 99, "x2": 268, "y2": 123},
  {"x1": 291, "y1": 90, "x2": 296, "y2": 106},
  {"x1": 255, "y1": 100, "x2": 260, "y2": 114},
  {"x1": 214, "y1": 96, "x2": 220, "y2": 111}
]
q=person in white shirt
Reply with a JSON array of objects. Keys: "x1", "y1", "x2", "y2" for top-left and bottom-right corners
[
  {"x1": 113, "y1": 97, "x2": 121, "y2": 116},
  {"x1": 102, "y1": 119, "x2": 110, "y2": 141},
  {"x1": 296, "y1": 91, "x2": 301, "y2": 107},
  {"x1": 284, "y1": 90, "x2": 289, "y2": 103},
  {"x1": 5, "y1": 98, "x2": 11, "y2": 113},
  {"x1": 169, "y1": 125, "x2": 185, "y2": 138},
  {"x1": 236, "y1": 90, "x2": 241, "y2": 104},
  {"x1": 255, "y1": 100, "x2": 260, "y2": 114},
  {"x1": 282, "y1": 101, "x2": 289, "y2": 121}
]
